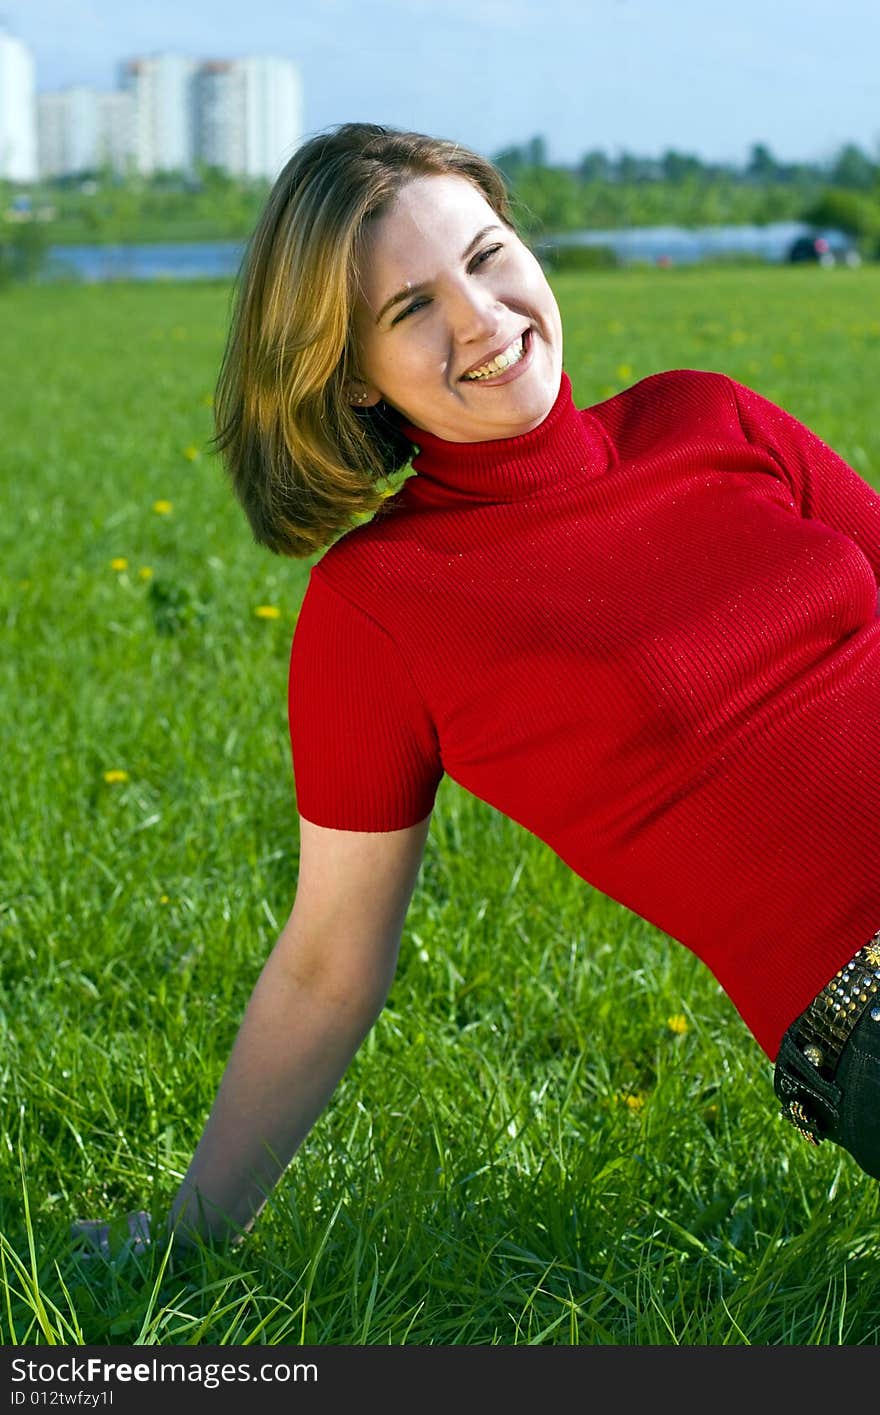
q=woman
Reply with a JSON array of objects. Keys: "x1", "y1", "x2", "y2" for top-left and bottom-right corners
[{"x1": 76, "y1": 121, "x2": 880, "y2": 1258}]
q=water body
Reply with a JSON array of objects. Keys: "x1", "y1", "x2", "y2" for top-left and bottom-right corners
[
  {"x1": 544, "y1": 220, "x2": 815, "y2": 266},
  {"x1": 45, "y1": 239, "x2": 247, "y2": 283},
  {"x1": 45, "y1": 222, "x2": 818, "y2": 283}
]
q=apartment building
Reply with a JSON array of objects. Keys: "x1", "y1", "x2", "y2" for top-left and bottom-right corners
[
  {"x1": 0, "y1": 29, "x2": 37, "y2": 181},
  {"x1": 195, "y1": 55, "x2": 302, "y2": 179},
  {"x1": 120, "y1": 52, "x2": 197, "y2": 176},
  {"x1": 37, "y1": 87, "x2": 135, "y2": 178},
  {"x1": 20, "y1": 42, "x2": 302, "y2": 183}
]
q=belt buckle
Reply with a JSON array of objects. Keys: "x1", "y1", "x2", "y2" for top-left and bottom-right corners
[
  {"x1": 775, "y1": 931, "x2": 880, "y2": 1152},
  {"x1": 774, "y1": 1034, "x2": 838, "y2": 1146},
  {"x1": 781, "y1": 1097, "x2": 823, "y2": 1146}
]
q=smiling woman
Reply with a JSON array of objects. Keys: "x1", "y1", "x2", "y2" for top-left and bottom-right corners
[
  {"x1": 212, "y1": 122, "x2": 546, "y2": 560},
  {"x1": 347, "y1": 173, "x2": 562, "y2": 443},
  {"x1": 74, "y1": 120, "x2": 880, "y2": 1266}
]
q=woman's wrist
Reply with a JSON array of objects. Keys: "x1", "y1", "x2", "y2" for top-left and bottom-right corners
[{"x1": 164, "y1": 1183, "x2": 253, "y2": 1253}]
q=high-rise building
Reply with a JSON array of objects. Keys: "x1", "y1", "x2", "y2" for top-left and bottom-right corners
[
  {"x1": 37, "y1": 92, "x2": 73, "y2": 178},
  {"x1": 31, "y1": 45, "x2": 302, "y2": 183},
  {"x1": 119, "y1": 52, "x2": 196, "y2": 175},
  {"x1": 239, "y1": 56, "x2": 302, "y2": 180},
  {"x1": 96, "y1": 91, "x2": 137, "y2": 175},
  {"x1": 37, "y1": 87, "x2": 135, "y2": 178},
  {"x1": 195, "y1": 61, "x2": 247, "y2": 176},
  {"x1": 0, "y1": 28, "x2": 37, "y2": 182},
  {"x1": 195, "y1": 56, "x2": 301, "y2": 180}
]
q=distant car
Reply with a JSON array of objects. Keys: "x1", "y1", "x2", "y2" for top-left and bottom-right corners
[{"x1": 787, "y1": 230, "x2": 862, "y2": 267}]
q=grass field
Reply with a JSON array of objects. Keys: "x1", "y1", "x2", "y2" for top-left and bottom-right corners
[{"x1": 3, "y1": 266, "x2": 880, "y2": 1346}]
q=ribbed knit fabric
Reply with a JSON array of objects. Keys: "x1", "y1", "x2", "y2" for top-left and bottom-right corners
[{"x1": 288, "y1": 368, "x2": 880, "y2": 1059}]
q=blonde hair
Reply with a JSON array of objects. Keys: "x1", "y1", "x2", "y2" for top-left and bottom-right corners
[{"x1": 213, "y1": 121, "x2": 522, "y2": 559}]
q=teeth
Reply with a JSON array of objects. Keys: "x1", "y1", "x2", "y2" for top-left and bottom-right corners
[{"x1": 463, "y1": 332, "x2": 526, "y2": 381}]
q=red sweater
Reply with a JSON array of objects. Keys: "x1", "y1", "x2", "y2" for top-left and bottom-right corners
[{"x1": 288, "y1": 369, "x2": 880, "y2": 1058}]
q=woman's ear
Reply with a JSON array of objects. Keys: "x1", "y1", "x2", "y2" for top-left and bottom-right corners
[{"x1": 349, "y1": 385, "x2": 381, "y2": 408}]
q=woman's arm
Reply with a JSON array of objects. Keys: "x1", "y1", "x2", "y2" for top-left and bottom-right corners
[
  {"x1": 168, "y1": 811, "x2": 433, "y2": 1246},
  {"x1": 74, "y1": 813, "x2": 433, "y2": 1255}
]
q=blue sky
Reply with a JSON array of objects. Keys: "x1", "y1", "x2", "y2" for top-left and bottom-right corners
[{"x1": 5, "y1": 0, "x2": 879, "y2": 167}]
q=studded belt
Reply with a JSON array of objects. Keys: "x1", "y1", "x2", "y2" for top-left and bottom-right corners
[{"x1": 776, "y1": 930, "x2": 880, "y2": 1146}]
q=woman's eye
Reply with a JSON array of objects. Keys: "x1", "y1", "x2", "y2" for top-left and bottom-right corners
[
  {"x1": 393, "y1": 246, "x2": 504, "y2": 324},
  {"x1": 395, "y1": 297, "x2": 428, "y2": 323},
  {"x1": 473, "y1": 244, "x2": 502, "y2": 267}
]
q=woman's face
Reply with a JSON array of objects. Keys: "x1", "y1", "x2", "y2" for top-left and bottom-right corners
[{"x1": 349, "y1": 172, "x2": 564, "y2": 443}]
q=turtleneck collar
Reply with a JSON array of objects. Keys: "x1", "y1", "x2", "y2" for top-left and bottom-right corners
[{"x1": 396, "y1": 371, "x2": 608, "y2": 505}]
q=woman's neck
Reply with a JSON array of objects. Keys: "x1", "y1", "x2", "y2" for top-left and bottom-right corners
[{"x1": 396, "y1": 372, "x2": 607, "y2": 504}]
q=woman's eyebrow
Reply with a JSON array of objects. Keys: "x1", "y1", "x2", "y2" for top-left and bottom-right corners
[{"x1": 375, "y1": 224, "x2": 504, "y2": 324}]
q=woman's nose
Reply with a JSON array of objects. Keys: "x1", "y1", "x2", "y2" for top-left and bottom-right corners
[{"x1": 450, "y1": 286, "x2": 502, "y2": 343}]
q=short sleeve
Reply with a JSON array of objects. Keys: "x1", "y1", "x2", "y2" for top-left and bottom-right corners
[
  {"x1": 727, "y1": 376, "x2": 880, "y2": 579},
  {"x1": 288, "y1": 569, "x2": 445, "y2": 831}
]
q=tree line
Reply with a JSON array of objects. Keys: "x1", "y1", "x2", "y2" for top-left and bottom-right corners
[
  {"x1": 2, "y1": 137, "x2": 879, "y2": 274},
  {"x1": 492, "y1": 138, "x2": 880, "y2": 250},
  {"x1": 495, "y1": 137, "x2": 877, "y2": 191}
]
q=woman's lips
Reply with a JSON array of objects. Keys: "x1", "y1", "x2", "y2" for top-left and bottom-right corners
[{"x1": 460, "y1": 327, "x2": 535, "y2": 387}]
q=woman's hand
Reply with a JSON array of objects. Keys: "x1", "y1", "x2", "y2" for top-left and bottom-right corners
[{"x1": 70, "y1": 1210, "x2": 152, "y2": 1262}]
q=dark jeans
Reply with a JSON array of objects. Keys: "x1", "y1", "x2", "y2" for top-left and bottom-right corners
[{"x1": 774, "y1": 1000, "x2": 880, "y2": 1180}]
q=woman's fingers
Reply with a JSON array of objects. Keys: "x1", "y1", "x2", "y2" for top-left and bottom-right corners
[
  {"x1": 70, "y1": 1219, "x2": 111, "y2": 1257},
  {"x1": 71, "y1": 1210, "x2": 152, "y2": 1261}
]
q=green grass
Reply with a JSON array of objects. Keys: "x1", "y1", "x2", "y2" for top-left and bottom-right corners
[{"x1": 3, "y1": 268, "x2": 880, "y2": 1346}]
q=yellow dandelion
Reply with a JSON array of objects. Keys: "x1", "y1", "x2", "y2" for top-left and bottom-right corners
[
  {"x1": 138, "y1": 566, "x2": 154, "y2": 581},
  {"x1": 623, "y1": 1093, "x2": 645, "y2": 1112},
  {"x1": 616, "y1": 363, "x2": 633, "y2": 381},
  {"x1": 159, "y1": 894, "x2": 170, "y2": 905},
  {"x1": 254, "y1": 604, "x2": 281, "y2": 620},
  {"x1": 110, "y1": 557, "x2": 128, "y2": 572},
  {"x1": 667, "y1": 1014, "x2": 688, "y2": 1035},
  {"x1": 103, "y1": 769, "x2": 129, "y2": 784},
  {"x1": 183, "y1": 444, "x2": 200, "y2": 462},
  {"x1": 153, "y1": 499, "x2": 173, "y2": 515}
]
